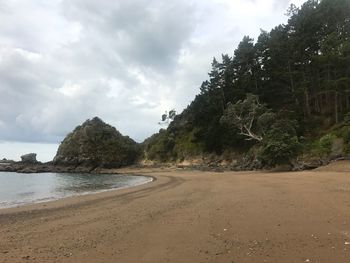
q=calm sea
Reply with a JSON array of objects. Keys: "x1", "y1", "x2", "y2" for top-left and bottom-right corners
[{"x1": 0, "y1": 172, "x2": 152, "y2": 208}]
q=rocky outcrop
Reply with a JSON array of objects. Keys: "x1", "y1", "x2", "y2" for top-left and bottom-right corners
[
  {"x1": 53, "y1": 117, "x2": 140, "y2": 168},
  {"x1": 0, "y1": 162, "x2": 100, "y2": 173},
  {"x1": 0, "y1": 158, "x2": 14, "y2": 164},
  {"x1": 20, "y1": 153, "x2": 38, "y2": 163}
]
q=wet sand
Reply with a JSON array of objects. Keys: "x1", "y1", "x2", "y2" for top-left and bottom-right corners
[{"x1": 1, "y1": 163, "x2": 350, "y2": 262}]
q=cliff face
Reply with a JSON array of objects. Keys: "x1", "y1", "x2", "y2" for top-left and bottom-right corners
[{"x1": 54, "y1": 117, "x2": 140, "y2": 168}]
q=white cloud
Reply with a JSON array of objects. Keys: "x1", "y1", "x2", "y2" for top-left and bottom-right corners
[{"x1": 0, "y1": 0, "x2": 300, "y2": 160}]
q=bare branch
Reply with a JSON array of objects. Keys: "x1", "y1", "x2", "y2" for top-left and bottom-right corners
[{"x1": 221, "y1": 94, "x2": 266, "y2": 142}]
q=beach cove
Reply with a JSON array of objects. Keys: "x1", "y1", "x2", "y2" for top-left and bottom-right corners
[
  {"x1": 0, "y1": 172, "x2": 152, "y2": 209},
  {"x1": 1, "y1": 163, "x2": 350, "y2": 263}
]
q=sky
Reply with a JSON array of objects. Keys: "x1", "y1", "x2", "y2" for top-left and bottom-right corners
[{"x1": 0, "y1": 0, "x2": 305, "y2": 162}]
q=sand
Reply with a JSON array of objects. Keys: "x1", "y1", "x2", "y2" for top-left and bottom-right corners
[{"x1": 1, "y1": 162, "x2": 350, "y2": 263}]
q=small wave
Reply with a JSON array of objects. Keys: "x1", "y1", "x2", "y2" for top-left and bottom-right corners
[
  {"x1": 18, "y1": 191, "x2": 35, "y2": 197},
  {"x1": 0, "y1": 175, "x2": 153, "y2": 209}
]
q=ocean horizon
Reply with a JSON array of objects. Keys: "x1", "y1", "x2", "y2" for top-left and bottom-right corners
[{"x1": 0, "y1": 141, "x2": 59, "y2": 162}]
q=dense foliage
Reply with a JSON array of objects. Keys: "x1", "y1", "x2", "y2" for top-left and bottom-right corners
[
  {"x1": 54, "y1": 117, "x2": 140, "y2": 168},
  {"x1": 143, "y1": 0, "x2": 350, "y2": 166},
  {"x1": 258, "y1": 119, "x2": 302, "y2": 166}
]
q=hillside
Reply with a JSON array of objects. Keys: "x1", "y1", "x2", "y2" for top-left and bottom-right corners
[
  {"x1": 142, "y1": 0, "x2": 350, "y2": 169},
  {"x1": 54, "y1": 117, "x2": 140, "y2": 168}
]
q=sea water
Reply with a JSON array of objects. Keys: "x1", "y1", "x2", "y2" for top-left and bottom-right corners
[{"x1": 0, "y1": 172, "x2": 152, "y2": 208}]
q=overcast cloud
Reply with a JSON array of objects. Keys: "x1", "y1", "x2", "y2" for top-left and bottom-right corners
[{"x1": 0, "y1": 0, "x2": 305, "y2": 160}]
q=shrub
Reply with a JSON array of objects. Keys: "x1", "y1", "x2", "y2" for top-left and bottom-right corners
[
  {"x1": 317, "y1": 134, "x2": 336, "y2": 156},
  {"x1": 340, "y1": 126, "x2": 350, "y2": 143},
  {"x1": 340, "y1": 126, "x2": 350, "y2": 154},
  {"x1": 258, "y1": 120, "x2": 301, "y2": 166}
]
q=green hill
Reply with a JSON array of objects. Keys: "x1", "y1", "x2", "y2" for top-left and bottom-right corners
[
  {"x1": 54, "y1": 117, "x2": 140, "y2": 168},
  {"x1": 142, "y1": 0, "x2": 350, "y2": 169}
]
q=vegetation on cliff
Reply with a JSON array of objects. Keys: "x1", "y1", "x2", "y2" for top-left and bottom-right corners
[
  {"x1": 143, "y1": 0, "x2": 350, "y2": 167},
  {"x1": 54, "y1": 117, "x2": 140, "y2": 168}
]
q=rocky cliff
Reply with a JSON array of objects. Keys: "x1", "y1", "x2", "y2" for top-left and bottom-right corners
[{"x1": 53, "y1": 117, "x2": 140, "y2": 168}]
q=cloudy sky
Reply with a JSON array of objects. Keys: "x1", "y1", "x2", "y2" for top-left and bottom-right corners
[{"x1": 0, "y1": 0, "x2": 304, "y2": 161}]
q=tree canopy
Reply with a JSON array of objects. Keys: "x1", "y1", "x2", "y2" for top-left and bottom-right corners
[{"x1": 144, "y1": 0, "x2": 350, "y2": 166}]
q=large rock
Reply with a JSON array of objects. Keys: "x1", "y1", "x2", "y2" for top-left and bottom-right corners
[
  {"x1": 20, "y1": 153, "x2": 37, "y2": 163},
  {"x1": 53, "y1": 117, "x2": 140, "y2": 168}
]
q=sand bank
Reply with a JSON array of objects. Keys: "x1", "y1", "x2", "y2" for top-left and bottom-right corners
[{"x1": 1, "y1": 163, "x2": 350, "y2": 262}]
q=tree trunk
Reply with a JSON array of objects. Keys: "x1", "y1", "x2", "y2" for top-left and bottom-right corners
[
  {"x1": 302, "y1": 68, "x2": 311, "y2": 117},
  {"x1": 326, "y1": 63, "x2": 331, "y2": 113},
  {"x1": 326, "y1": 92, "x2": 331, "y2": 113},
  {"x1": 319, "y1": 94, "x2": 324, "y2": 114},
  {"x1": 340, "y1": 93, "x2": 343, "y2": 115},
  {"x1": 288, "y1": 61, "x2": 300, "y2": 107},
  {"x1": 316, "y1": 69, "x2": 322, "y2": 113},
  {"x1": 334, "y1": 69, "x2": 339, "y2": 123},
  {"x1": 304, "y1": 89, "x2": 311, "y2": 117},
  {"x1": 315, "y1": 97, "x2": 320, "y2": 113},
  {"x1": 220, "y1": 87, "x2": 226, "y2": 113},
  {"x1": 334, "y1": 92, "x2": 339, "y2": 124}
]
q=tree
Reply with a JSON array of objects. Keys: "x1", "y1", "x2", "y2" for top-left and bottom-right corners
[
  {"x1": 144, "y1": 0, "x2": 350, "y2": 164},
  {"x1": 160, "y1": 109, "x2": 176, "y2": 125},
  {"x1": 258, "y1": 120, "x2": 301, "y2": 166},
  {"x1": 220, "y1": 94, "x2": 271, "y2": 142},
  {"x1": 231, "y1": 36, "x2": 259, "y2": 98},
  {"x1": 207, "y1": 57, "x2": 227, "y2": 112},
  {"x1": 221, "y1": 94, "x2": 301, "y2": 166}
]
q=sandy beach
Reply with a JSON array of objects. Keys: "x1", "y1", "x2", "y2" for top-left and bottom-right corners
[{"x1": 1, "y1": 163, "x2": 350, "y2": 262}]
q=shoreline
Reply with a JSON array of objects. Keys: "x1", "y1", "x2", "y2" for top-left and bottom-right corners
[
  {"x1": 0, "y1": 172, "x2": 155, "y2": 210},
  {"x1": 0, "y1": 168, "x2": 165, "y2": 216},
  {"x1": 1, "y1": 164, "x2": 350, "y2": 262}
]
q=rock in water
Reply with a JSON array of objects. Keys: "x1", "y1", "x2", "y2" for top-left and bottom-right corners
[
  {"x1": 21, "y1": 153, "x2": 37, "y2": 163},
  {"x1": 53, "y1": 117, "x2": 140, "y2": 168}
]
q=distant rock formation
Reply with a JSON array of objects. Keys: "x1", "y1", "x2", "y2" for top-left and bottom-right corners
[
  {"x1": 53, "y1": 117, "x2": 140, "y2": 168},
  {"x1": 0, "y1": 158, "x2": 14, "y2": 163},
  {"x1": 20, "y1": 153, "x2": 37, "y2": 163}
]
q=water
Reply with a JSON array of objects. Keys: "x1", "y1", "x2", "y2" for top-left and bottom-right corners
[{"x1": 0, "y1": 172, "x2": 152, "y2": 208}]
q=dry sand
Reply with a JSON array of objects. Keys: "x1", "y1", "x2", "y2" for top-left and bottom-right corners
[{"x1": 1, "y1": 162, "x2": 350, "y2": 262}]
